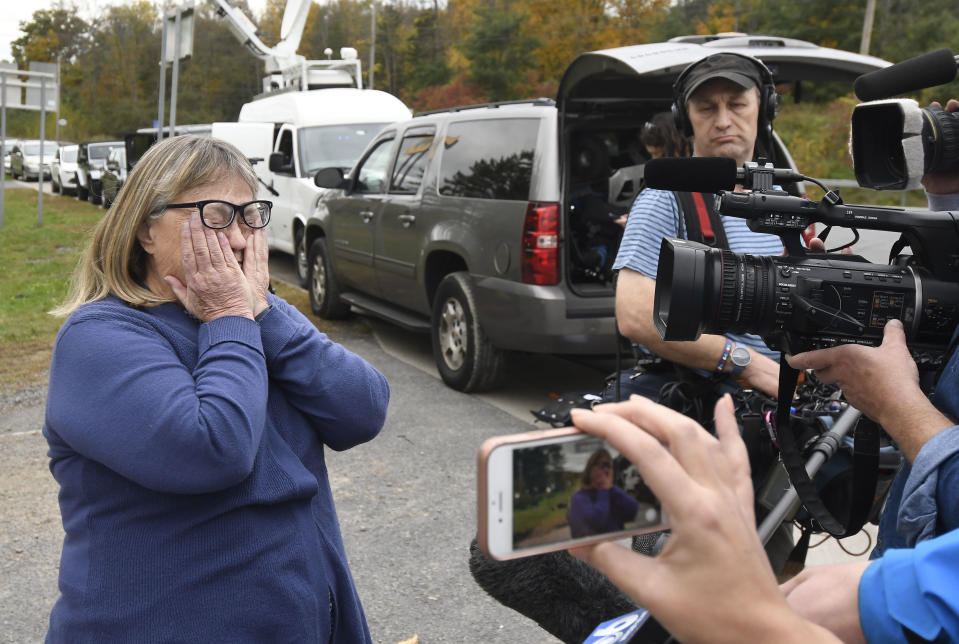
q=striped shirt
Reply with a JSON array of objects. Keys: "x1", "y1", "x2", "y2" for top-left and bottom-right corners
[{"x1": 613, "y1": 188, "x2": 784, "y2": 360}]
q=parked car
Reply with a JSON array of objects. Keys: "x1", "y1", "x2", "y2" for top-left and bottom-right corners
[
  {"x1": 304, "y1": 35, "x2": 890, "y2": 392},
  {"x1": 51, "y1": 144, "x2": 79, "y2": 195},
  {"x1": 75, "y1": 140, "x2": 123, "y2": 204},
  {"x1": 100, "y1": 124, "x2": 213, "y2": 205},
  {"x1": 9, "y1": 139, "x2": 58, "y2": 181}
]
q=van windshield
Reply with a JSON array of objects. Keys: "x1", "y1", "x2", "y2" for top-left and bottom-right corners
[
  {"x1": 24, "y1": 143, "x2": 56, "y2": 156},
  {"x1": 89, "y1": 144, "x2": 115, "y2": 159},
  {"x1": 298, "y1": 124, "x2": 387, "y2": 175},
  {"x1": 61, "y1": 148, "x2": 78, "y2": 162}
]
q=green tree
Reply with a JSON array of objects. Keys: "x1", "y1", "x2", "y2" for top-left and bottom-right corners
[
  {"x1": 172, "y1": 6, "x2": 263, "y2": 123},
  {"x1": 404, "y1": 8, "x2": 450, "y2": 93},
  {"x1": 462, "y1": 1, "x2": 536, "y2": 101}
]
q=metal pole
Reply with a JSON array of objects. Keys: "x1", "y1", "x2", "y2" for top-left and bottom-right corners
[
  {"x1": 860, "y1": 0, "x2": 877, "y2": 55},
  {"x1": 757, "y1": 406, "x2": 862, "y2": 544},
  {"x1": 369, "y1": 2, "x2": 375, "y2": 90},
  {"x1": 169, "y1": 8, "x2": 182, "y2": 137},
  {"x1": 55, "y1": 55, "x2": 61, "y2": 143},
  {"x1": 1, "y1": 73, "x2": 6, "y2": 230},
  {"x1": 157, "y1": 19, "x2": 168, "y2": 142},
  {"x1": 38, "y1": 77, "x2": 46, "y2": 226}
]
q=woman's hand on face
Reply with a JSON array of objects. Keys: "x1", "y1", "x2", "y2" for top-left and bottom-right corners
[
  {"x1": 243, "y1": 227, "x2": 271, "y2": 318},
  {"x1": 164, "y1": 212, "x2": 255, "y2": 321}
]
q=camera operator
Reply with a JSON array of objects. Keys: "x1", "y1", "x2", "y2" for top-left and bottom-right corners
[
  {"x1": 613, "y1": 53, "x2": 785, "y2": 401},
  {"x1": 780, "y1": 98, "x2": 959, "y2": 643},
  {"x1": 569, "y1": 394, "x2": 959, "y2": 644}
]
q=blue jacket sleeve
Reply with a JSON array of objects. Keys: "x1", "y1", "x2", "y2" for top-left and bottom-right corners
[
  {"x1": 45, "y1": 315, "x2": 268, "y2": 494},
  {"x1": 896, "y1": 427, "x2": 959, "y2": 545},
  {"x1": 859, "y1": 528, "x2": 959, "y2": 643},
  {"x1": 255, "y1": 295, "x2": 389, "y2": 451}
]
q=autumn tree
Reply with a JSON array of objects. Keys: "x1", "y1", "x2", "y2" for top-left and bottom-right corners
[{"x1": 10, "y1": 5, "x2": 91, "y2": 67}]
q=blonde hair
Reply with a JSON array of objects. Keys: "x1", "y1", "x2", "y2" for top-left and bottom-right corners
[
  {"x1": 580, "y1": 448, "x2": 613, "y2": 489},
  {"x1": 52, "y1": 135, "x2": 258, "y2": 317}
]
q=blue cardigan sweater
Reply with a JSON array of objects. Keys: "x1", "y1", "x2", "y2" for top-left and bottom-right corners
[{"x1": 43, "y1": 294, "x2": 389, "y2": 642}]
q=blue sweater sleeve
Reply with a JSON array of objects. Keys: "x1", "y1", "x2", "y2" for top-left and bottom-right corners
[
  {"x1": 859, "y1": 528, "x2": 959, "y2": 643},
  {"x1": 255, "y1": 295, "x2": 389, "y2": 451},
  {"x1": 610, "y1": 485, "x2": 640, "y2": 523},
  {"x1": 46, "y1": 314, "x2": 268, "y2": 494}
]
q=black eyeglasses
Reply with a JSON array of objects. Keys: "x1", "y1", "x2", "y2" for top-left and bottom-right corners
[{"x1": 165, "y1": 199, "x2": 272, "y2": 230}]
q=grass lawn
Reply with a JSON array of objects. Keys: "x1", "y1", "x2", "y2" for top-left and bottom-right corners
[
  {"x1": 0, "y1": 189, "x2": 104, "y2": 389},
  {"x1": 0, "y1": 188, "x2": 362, "y2": 392}
]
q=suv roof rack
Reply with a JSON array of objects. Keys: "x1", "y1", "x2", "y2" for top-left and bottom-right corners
[{"x1": 415, "y1": 97, "x2": 555, "y2": 117}]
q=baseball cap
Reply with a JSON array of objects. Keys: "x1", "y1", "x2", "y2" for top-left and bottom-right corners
[{"x1": 678, "y1": 53, "x2": 765, "y2": 103}]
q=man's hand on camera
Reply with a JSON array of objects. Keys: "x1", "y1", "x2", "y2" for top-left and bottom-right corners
[
  {"x1": 786, "y1": 319, "x2": 953, "y2": 462},
  {"x1": 780, "y1": 561, "x2": 870, "y2": 644},
  {"x1": 922, "y1": 99, "x2": 959, "y2": 195}
]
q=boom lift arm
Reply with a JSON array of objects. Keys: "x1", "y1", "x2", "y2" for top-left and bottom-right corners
[{"x1": 208, "y1": 0, "x2": 361, "y2": 93}]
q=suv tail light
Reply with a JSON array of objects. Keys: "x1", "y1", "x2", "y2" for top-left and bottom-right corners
[{"x1": 522, "y1": 202, "x2": 560, "y2": 285}]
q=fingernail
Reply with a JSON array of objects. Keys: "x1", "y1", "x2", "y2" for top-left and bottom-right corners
[{"x1": 888, "y1": 319, "x2": 903, "y2": 328}]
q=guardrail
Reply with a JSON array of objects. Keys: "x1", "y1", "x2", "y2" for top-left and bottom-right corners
[{"x1": 815, "y1": 178, "x2": 923, "y2": 207}]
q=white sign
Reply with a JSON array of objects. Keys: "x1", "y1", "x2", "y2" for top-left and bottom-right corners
[{"x1": 163, "y1": 5, "x2": 195, "y2": 63}]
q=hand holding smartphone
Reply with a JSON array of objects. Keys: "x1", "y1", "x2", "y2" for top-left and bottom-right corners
[{"x1": 478, "y1": 426, "x2": 668, "y2": 560}]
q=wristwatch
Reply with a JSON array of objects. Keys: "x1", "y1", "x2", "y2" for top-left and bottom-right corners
[{"x1": 730, "y1": 345, "x2": 751, "y2": 377}]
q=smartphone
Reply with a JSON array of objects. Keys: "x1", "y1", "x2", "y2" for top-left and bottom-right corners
[{"x1": 478, "y1": 427, "x2": 668, "y2": 561}]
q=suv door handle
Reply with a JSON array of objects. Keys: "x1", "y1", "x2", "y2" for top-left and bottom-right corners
[
  {"x1": 359, "y1": 210, "x2": 374, "y2": 223},
  {"x1": 398, "y1": 213, "x2": 416, "y2": 228}
]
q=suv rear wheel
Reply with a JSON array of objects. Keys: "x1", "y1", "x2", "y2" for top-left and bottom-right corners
[
  {"x1": 431, "y1": 272, "x2": 504, "y2": 392},
  {"x1": 308, "y1": 238, "x2": 350, "y2": 319}
]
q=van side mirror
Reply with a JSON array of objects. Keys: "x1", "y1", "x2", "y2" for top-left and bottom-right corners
[
  {"x1": 314, "y1": 167, "x2": 348, "y2": 190},
  {"x1": 269, "y1": 152, "x2": 294, "y2": 175}
]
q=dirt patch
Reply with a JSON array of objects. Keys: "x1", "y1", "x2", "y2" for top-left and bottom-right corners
[{"x1": 0, "y1": 341, "x2": 52, "y2": 392}]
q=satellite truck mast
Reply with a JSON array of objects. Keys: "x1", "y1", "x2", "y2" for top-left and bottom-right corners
[{"x1": 208, "y1": 0, "x2": 362, "y2": 95}]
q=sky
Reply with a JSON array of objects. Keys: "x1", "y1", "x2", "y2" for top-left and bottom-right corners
[{"x1": 1, "y1": 0, "x2": 269, "y2": 63}]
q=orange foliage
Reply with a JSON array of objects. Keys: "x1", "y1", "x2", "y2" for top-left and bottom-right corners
[{"x1": 406, "y1": 79, "x2": 489, "y2": 113}]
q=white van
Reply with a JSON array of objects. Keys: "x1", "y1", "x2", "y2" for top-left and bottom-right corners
[{"x1": 213, "y1": 88, "x2": 411, "y2": 285}]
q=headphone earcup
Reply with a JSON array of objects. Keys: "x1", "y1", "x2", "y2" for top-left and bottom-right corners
[
  {"x1": 765, "y1": 87, "x2": 779, "y2": 124},
  {"x1": 671, "y1": 100, "x2": 691, "y2": 138}
]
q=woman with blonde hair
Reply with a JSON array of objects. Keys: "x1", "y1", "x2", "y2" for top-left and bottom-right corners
[
  {"x1": 566, "y1": 448, "x2": 638, "y2": 538},
  {"x1": 44, "y1": 135, "x2": 389, "y2": 642}
]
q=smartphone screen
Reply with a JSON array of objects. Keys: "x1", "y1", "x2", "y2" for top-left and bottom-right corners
[{"x1": 479, "y1": 428, "x2": 667, "y2": 560}]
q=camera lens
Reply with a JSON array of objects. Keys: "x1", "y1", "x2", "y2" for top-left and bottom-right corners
[
  {"x1": 714, "y1": 251, "x2": 776, "y2": 336},
  {"x1": 923, "y1": 106, "x2": 959, "y2": 175},
  {"x1": 655, "y1": 238, "x2": 777, "y2": 342}
]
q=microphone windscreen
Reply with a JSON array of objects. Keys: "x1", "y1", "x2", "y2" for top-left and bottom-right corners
[
  {"x1": 854, "y1": 49, "x2": 957, "y2": 101},
  {"x1": 643, "y1": 157, "x2": 738, "y2": 193}
]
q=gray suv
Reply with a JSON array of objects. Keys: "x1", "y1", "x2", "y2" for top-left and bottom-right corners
[
  {"x1": 312, "y1": 100, "x2": 582, "y2": 391},
  {"x1": 309, "y1": 35, "x2": 889, "y2": 392}
]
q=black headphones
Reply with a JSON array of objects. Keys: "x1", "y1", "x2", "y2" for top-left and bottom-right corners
[{"x1": 671, "y1": 53, "x2": 778, "y2": 138}]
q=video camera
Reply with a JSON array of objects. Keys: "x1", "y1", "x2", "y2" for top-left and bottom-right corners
[{"x1": 652, "y1": 158, "x2": 959, "y2": 363}]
